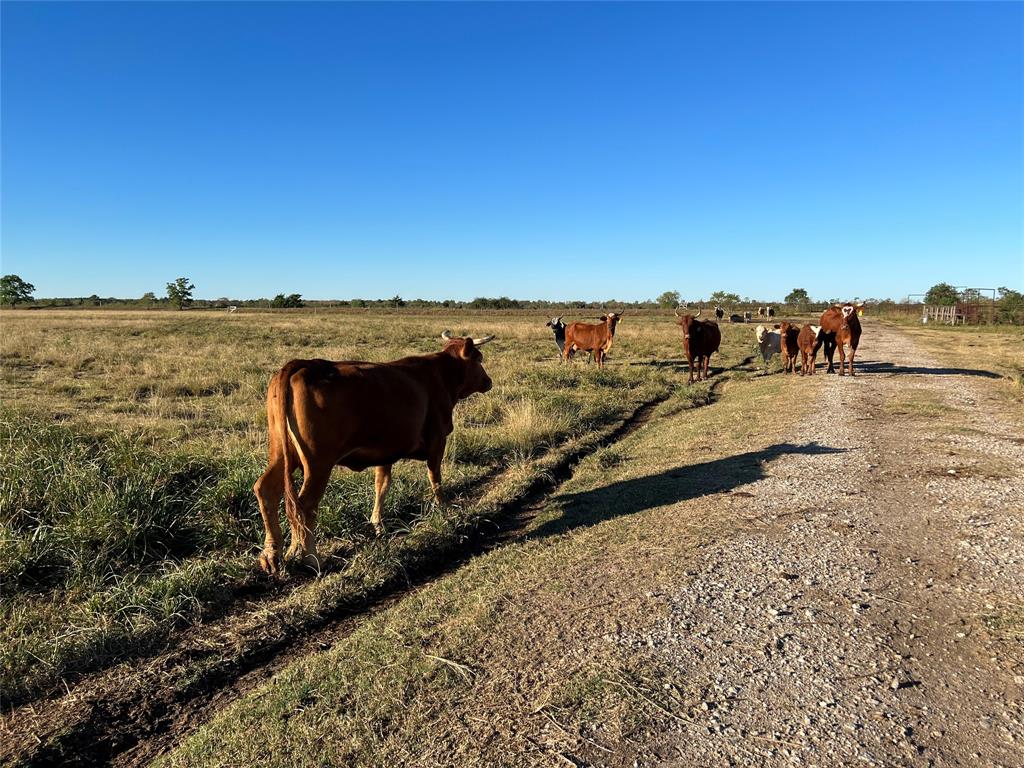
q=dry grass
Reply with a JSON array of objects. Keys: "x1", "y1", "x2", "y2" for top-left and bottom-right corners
[{"x1": 0, "y1": 307, "x2": 755, "y2": 704}]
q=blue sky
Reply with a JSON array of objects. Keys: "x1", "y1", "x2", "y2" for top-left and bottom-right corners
[{"x1": 2, "y1": 2, "x2": 1021, "y2": 302}]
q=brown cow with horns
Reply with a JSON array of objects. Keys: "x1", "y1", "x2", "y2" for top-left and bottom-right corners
[
  {"x1": 254, "y1": 331, "x2": 495, "y2": 574},
  {"x1": 675, "y1": 307, "x2": 721, "y2": 383}
]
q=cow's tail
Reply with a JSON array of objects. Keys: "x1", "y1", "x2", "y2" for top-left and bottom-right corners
[{"x1": 278, "y1": 363, "x2": 302, "y2": 529}]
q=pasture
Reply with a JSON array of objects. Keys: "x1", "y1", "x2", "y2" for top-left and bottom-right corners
[
  {"x1": 2, "y1": 309, "x2": 1021, "y2": 767},
  {"x1": 0, "y1": 308, "x2": 759, "y2": 708}
]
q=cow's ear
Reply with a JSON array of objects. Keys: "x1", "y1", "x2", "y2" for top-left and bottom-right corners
[{"x1": 460, "y1": 338, "x2": 476, "y2": 358}]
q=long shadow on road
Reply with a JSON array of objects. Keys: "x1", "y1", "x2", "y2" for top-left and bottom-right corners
[
  {"x1": 850, "y1": 361, "x2": 1003, "y2": 379},
  {"x1": 530, "y1": 442, "x2": 846, "y2": 539}
]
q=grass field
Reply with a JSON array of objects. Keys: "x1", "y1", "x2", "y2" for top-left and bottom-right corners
[{"x1": 0, "y1": 308, "x2": 763, "y2": 706}]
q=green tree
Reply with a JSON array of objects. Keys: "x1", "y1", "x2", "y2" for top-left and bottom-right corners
[
  {"x1": 166, "y1": 277, "x2": 195, "y2": 310},
  {"x1": 656, "y1": 290, "x2": 680, "y2": 308},
  {"x1": 997, "y1": 286, "x2": 1023, "y2": 323},
  {"x1": 271, "y1": 293, "x2": 304, "y2": 308},
  {"x1": 139, "y1": 291, "x2": 157, "y2": 306},
  {"x1": 708, "y1": 290, "x2": 741, "y2": 305},
  {"x1": 924, "y1": 282, "x2": 959, "y2": 306},
  {"x1": 0, "y1": 274, "x2": 35, "y2": 306},
  {"x1": 784, "y1": 288, "x2": 810, "y2": 307},
  {"x1": 388, "y1": 295, "x2": 406, "y2": 308}
]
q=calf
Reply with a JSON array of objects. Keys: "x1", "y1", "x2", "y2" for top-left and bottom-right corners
[
  {"x1": 797, "y1": 324, "x2": 821, "y2": 375},
  {"x1": 714, "y1": 305, "x2": 725, "y2": 321},
  {"x1": 564, "y1": 312, "x2": 622, "y2": 368},
  {"x1": 676, "y1": 308, "x2": 721, "y2": 383},
  {"x1": 755, "y1": 324, "x2": 782, "y2": 369},
  {"x1": 766, "y1": 306, "x2": 776, "y2": 319},
  {"x1": 779, "y1": 322, "x2": 800, "y2": 374},
  {"x1": 813, "y1": 303, "x2": 863, "y2": 375}
]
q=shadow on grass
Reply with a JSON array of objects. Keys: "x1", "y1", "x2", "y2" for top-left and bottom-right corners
[
  {"x1": 847, "y1": 360, "x2": 1003, "y2": 379},
  {"x1": 530, "y1": 441, "x2": 846, "y2": 539}
]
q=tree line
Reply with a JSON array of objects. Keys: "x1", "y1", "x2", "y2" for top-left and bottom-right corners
[{"x1": 2, "y1": 273, "x2": 1020, "y2": 321}]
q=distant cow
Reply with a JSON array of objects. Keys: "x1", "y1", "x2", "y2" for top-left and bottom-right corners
[
  {"x1": 227, "y1": 305, "x2": 238, "y2": 313},
  {"x1": 814, "y1": 303, "x2": 863, "y2": 375},
  {"x1": 797, "y1": 324, "x2": 821, "y2": 375},
  {"x1": 675, "y1": 307, "x2": 721, "y2": 383},
  {"x1": 743, "y1": 311, "x2": 753, "y2": 322},
  {"x1": 564, "y1": 312, "x2": 621, "y2": 368},
  {"x1": 757, "y1": 307, "x2": 765, "y2": 318},
  {"x1": 714, "y1": 305, "x2": 725, "y2": 321},
  {"x1": 546, "y1": 316, "x2": 568, "y2": 359},
  {"x1": 254, "y1": 331, "x2": 495, "y2": 574},
  {"x1": 729, "y1": 313, "x2": 745, "y2": 323},
  {"x1": 779, "y1": 322, "x2": 800, "y2": 374},
  {"x1": 766, "y1": 306, "x2": 776, "y2": 319},
  {"x1": 755, "y1": 324, "x2": 782, "y2": 368}
]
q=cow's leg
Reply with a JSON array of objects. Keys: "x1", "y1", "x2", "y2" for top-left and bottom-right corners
[
  {"x1": 687, "y1": 356, "x2": 695, "y2": 384},
  {"x1": 254, "y1": 458, "x2": 285, "y2": 575},
  {"x1": 849, "y1": 344, "x2": 857, "y2": 376},
  {"x1": 426, "y1": 451, "x2": 444, "y2": 507},
  {"x1": 837, "y1": 341, "x2": 847, "y2": 376},
  {"x1": 371, "y1": 464, "x2": 393, "y2": 535},
  {"x1": 825, "y1": 336, "x2": 836, "y2": 373},
  {"x1": 292, "y1": 464, "x2": 331, "y2": 571},
  {"x1": 704, "y1": 354, "x2": 711, "y2": 380}
]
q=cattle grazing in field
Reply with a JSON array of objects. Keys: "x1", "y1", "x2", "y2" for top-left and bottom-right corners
[
  {"x1": 563, "y1": 312, "x2": 621, "y2": 368},
  {"x1": 254, "y1": 331, "x2": 495, "y2": 574},
  {"x1": 758, "y1": 306, "x2": 765, "y2": 318},
  {"x1": 766, "y1": 306, "x2": 776, "y2": 319},
  {"x1": 778, "y1": 322, "x2": 801, "y2": 373},
  {"x1": 797, "y1": 324, "x2": 821, "y2": 375},
  {"x1": 675, "y1": 307, "x2": 721, "y2": 383},
  {"x1": 755, "y1": 324, "x2": 782, "y2": 368},
  {"x1": 714, "y1": 305, "x2": 725, "y2": 321},
  {"x1": 814, "y1": 303, "x2": 863, "y2": 375}
]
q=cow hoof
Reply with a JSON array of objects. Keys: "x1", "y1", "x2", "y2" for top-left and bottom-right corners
[
  {"x1": 258, "y1": 549, "x2": 281, "y2": 575},
  {"x1": 373, "y1": 523, "x2": 384, "y2": 537}
]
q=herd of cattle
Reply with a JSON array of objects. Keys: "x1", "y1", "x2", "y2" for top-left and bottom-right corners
[
  {"x1": 254, "y1": 302, "x2": 864, "y2": 573},
  {"x1": 546, "y1": 302, "x2": 864, "y2": 381}
]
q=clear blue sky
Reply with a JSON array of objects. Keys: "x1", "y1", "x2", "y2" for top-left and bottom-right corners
[{"x1": 2, "y1": 2, "x2": 1021, "y2": 302}]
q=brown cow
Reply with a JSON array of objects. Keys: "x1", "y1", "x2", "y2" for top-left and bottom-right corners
[
  {"x1": 254, "y1": 331, "x2": 495, "y2": 574},
  {"x1": 675, "y1": 307, "x2": 721, "y2": 383},
  {"x1": 797, "y1": 324, "x2": 821, "y2": 375},
  {"x1": 814, "y1": 303, "x2": 863, "y2": 375},
  {"x1": 563, "y1": 312, "x2": 621, "y2": 368},
  {"x1": 779, "y1": 322, "x2": 801, "y2": 374}
]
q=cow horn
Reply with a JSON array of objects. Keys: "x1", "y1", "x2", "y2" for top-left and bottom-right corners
[
  {"x1": 472, "y1": 334, "x2": 495, "y2": 346},
  {"x1": 694, "y1": 308, "x2": 702, "y2": 317},
  {"x1": 674, "y1": 306, "x2": 681, "y2": 316},
  {"x1": 441, "y1": 330, "x2": 454, "y2": 340}
]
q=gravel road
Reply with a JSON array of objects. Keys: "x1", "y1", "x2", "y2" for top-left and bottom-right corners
[{"x1": 618, "y1": 323, "x2": 1023, "y2": 766}]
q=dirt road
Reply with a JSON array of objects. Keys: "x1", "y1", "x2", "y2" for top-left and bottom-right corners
[{"x1": 610, "y1": 323, "x2": 1024, "y2": 765}]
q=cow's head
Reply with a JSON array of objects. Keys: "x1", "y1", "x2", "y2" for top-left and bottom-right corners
[
  {"x1": 605, "y1": 312, "x2": 622, "y2": 332},
  {"x1": 440, "y1": 331, "x2": 494, "y2": 397},
  {"x1": 674, "y1": 308, "x2": 702, "y2": 337},
  {"x1": 545, "y1": 316, "x2": 565, "y2": 334}
]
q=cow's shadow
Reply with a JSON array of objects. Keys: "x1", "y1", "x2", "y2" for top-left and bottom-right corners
[
  {"x1": 528, "y1": 441, "x2": 846, "y2": 540},
  {"x1": 840, "y1": 360, "x2": 1003, "y2": 379}
]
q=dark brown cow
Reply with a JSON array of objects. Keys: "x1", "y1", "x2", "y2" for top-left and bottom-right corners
[
  {"x1": 563, "y1": 312, "x2": 621, "y2": 368},
  {"x1": 779, "y1": 322, "x2": 801, "y2": 374},
  {"x1": 675, "y1": 307, "x2": 721, "y2": 383},
  {"x1": 814, "y1": 303, "x2": 863, "y2": 375},
  {"x1": 254, "y1": 331, "x2": 495, "y2": 574},
  {"x1": 797, "y1": 324, "x2": 821, "y2": 375}
]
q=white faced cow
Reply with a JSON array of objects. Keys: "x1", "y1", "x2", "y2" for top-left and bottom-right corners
[{"x1": 755, "y1": 324, "x2": 782, "y2": 369}]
